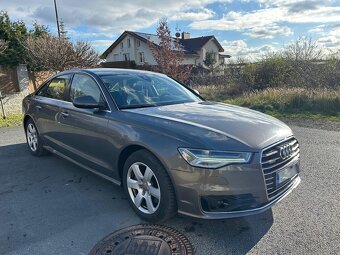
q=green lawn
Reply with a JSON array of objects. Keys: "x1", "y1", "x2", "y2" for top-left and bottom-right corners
[{"x1": 0, "y1": 114, "x2": 23, "y2": 128}]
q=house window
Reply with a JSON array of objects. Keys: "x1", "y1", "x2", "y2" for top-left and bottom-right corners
[
  {"x1": 139, "y1": 52, "x2": 145, "y2": 63},
  {"x1": 120, "y1": 42, "x2": 123, "y2": 49},
  {"x1": 127, "y1": 39, "x2": 131, "y2": 48},
  {"x1": 124, "y1": 53, "x2": 130, "y2": 61},
  {"x1": 113, "y1": 54, "x2": 119, "y2": 61},
  {"x1": 137, "y1": 40, "x2": 140, "y2": 47}
]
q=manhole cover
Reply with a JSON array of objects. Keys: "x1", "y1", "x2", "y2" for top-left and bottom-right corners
[{"x1": 89, "y1": 224, "x2": 194, "y2": 255}]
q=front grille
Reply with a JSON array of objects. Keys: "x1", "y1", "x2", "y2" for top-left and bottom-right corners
[{"x1": 261, "y1": 137, "x2": 300, "y2": 200}]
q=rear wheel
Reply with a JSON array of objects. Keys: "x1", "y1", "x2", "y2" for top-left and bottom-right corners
[
  {"x1": 123, "y1": 149, "x2": 177, "y2": 222},
  {"x1": 25, "y1": 118, "x2": 46, "y2": 156}
]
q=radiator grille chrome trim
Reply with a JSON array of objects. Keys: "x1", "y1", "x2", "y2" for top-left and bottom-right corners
[{"x1": 261, "y1": 137, "x2": 300, "y2": 200}]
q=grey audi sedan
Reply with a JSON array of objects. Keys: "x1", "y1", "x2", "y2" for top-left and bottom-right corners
[{"x1": 22, "y1": 68, "x2": 300, "y2": 222}]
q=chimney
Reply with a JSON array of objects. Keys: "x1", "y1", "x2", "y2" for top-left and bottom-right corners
[{"x1": 181, "y1": 32, "x2": 190, "y2": 40}]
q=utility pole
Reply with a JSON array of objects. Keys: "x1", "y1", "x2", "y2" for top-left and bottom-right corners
[{"x1": 53, "y1": 0, "x2": 61, "y2": 38}]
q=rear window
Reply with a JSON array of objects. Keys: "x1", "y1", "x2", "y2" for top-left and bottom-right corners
[{"x1": 37, "y1": 75, "x2": 71, "y2": 101}]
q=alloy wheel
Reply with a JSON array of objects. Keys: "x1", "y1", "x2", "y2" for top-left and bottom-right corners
[
  {"x1": 26, "y1": 123, "x2": 38, "y2": 152},
  {"x1": 127, "y1": 162, "x2": 161, "y2": 214}
]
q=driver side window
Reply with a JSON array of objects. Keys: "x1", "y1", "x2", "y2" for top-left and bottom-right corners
[{"x1": 70, "y1": 74, "x2": 105, "y2": 106}]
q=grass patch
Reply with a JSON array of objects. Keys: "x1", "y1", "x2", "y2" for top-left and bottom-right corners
[
  {"x1": 0, "y1": 113, "x2": 23, "y2": 128},
  {"x1": 221, "y1": 87, "x2": 340, "y2": 121}
]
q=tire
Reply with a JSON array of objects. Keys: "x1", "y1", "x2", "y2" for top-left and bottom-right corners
[
  {"x1": 25, "y1": 118, "x2": 47, "y2": 156},
  {"x1": 123, "y1": 149, "x2": 177, "y2": 222}
]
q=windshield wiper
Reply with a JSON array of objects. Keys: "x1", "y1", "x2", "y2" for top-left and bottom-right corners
[{"x1": 120, "y1": 104, "x2": 158, "y2": 109}]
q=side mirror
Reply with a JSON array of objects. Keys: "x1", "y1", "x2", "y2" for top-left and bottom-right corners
[
  {"x1": 193, "y1": 89, "x2": 200, "y2": 95},
  {"x1": 72, "y1": 96, "x2": 104, "y2": 109}
]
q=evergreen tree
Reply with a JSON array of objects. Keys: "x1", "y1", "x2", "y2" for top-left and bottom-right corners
[{"x1": 0, "y1": 11, "x2": 49, "y2": 67}]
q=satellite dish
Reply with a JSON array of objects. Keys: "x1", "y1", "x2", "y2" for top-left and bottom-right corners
[{"x1": 175, "y1": 32, "x2": 180, "y2": 38}]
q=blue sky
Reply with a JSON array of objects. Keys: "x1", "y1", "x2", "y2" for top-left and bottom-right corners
[{"x1": 2, "y1": 0, "x2": 340, "y2": 60}]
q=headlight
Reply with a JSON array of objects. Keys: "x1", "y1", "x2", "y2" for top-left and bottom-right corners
[{"x1": 178, "y1": 148, "x2": 252, "y2": 169}]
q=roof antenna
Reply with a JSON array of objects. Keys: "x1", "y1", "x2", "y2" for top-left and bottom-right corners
[{"x1": 175, "y1": 23, "x2": 181, "y2": 38}]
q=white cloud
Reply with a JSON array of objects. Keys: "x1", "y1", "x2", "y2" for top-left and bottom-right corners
[
  {"x1": 308, "y1": 25, "x2": 326, "y2": 34},
  {"x1": 222, "y1": 39, "x2": 278, "y2": 61},
  {"x1": 91, "y1": 40, "x2": 113, "y2": 47},
  {"x1": 1, "y1": 0, "x2": 339, "y2": 53},
  {"x1": 257, "y1": 0, "x2": 332, "y2": 11},
  {"x1": 170, "y1": 8, "x2": 215, "y2": 21},
  {"x1": 0, "y1": 0, "x2": 227, "y2": 36},
  {"x1": 245, "y1": 25, "x2": 293, "y2": 39},
  {"x1": 189, "y1": 4, "x2": 340, "y2": 39},
  {"x1": 316, "y1": 27, "x2": 340, "y2": 53}
]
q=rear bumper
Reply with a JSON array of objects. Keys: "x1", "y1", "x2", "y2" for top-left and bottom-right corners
[{"x1": 178, "y1": 176, "x2": 300, "y2": 219}]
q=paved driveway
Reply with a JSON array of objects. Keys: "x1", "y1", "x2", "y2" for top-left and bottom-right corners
[{"x1": 0, "y1": 125, "x2": 339, "y2": 255}]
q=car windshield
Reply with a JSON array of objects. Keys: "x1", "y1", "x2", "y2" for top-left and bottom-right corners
[{"x1": 99, "y1": 73, "x2": 202, "y2": 109}]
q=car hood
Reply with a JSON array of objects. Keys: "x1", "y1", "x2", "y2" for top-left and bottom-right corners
[{"x1": 125, "y1": 102, "x2": 293, "y2": 149}]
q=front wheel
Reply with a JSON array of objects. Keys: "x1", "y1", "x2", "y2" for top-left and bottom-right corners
[
  {"x1": 25, "y1": 118, "x2": 46, "y2": 156},
  {"x1": 123, "y1": 149, "x2": 177, "y2": 222}
]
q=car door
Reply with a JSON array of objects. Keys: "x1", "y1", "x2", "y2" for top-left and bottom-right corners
[
  {"x1": 57, "y1": 73, "x2": 114, "y2": 177},
  {"x1": 33, "y1": 74, "x2": 72, "y2": 148}
]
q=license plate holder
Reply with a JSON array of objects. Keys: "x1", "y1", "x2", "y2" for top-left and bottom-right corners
[{"x1": 276, "y1": 165, "x2": 298, "y2": 185}]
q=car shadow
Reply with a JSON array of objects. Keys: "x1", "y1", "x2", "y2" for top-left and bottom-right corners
[
  {"x1": 166, "y1": 210, "x2": 273, "y2": 255},
  {"x1": 0, "y1": 142, "x2": 273, "y2": 255}
]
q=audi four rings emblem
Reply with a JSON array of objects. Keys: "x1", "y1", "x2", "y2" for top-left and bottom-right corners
[{"x1": 279, "y1": 144, "x2": 293, "y2": 159}]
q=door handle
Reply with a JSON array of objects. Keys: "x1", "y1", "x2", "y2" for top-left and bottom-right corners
[
  {"x1": 35, "y1": 105, "x2": 42, "y2": 110},
  {"x1": 61, "y1": 111, "x2": 69, "y2": 118}
]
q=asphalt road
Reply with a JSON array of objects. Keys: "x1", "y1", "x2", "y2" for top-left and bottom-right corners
[{"x1": 1, "y1": 125, "x2": 339, "y2": 255}]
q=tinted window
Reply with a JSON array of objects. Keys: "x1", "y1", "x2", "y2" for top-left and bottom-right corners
[
  {"x1": 70, "y1": 74, "x2": 103, "y2": 104},
  {"x1": 99, "y1": 73, "x2": 201, "y2": 109},
  {"x1": 37, "y1": 75, "x2": 71, "y2": 100}
]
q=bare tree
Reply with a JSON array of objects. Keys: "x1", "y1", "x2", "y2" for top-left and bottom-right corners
[
  {"x1": 283, "y1": 37, "x2": 323, "y2": 61},
  {"x1": 73, "y1": 41, "x2": 100, "y2": 68},
  {"x1": 0, "y1": 40, "x2": 8, "y2": 54},
  {"x1": 24, "y1": 35, "x2": 73, "y2": 72},
  {"x1": 23, "y1": 35, "x2": 99, "y2": 90},
  {"x1": 149, "y1": 18, "x2": 191, "y2": 82}
]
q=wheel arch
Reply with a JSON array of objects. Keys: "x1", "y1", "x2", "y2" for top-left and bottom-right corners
[
  {"x1": 23, "y1": 114, "x2": 42, "y2": 136},
  {"x1": 23, "y1": 114, "x2": 33, "y2": 128},
  {"x1": 117, "y1": 144, "x2": 178, "y2": 200}
]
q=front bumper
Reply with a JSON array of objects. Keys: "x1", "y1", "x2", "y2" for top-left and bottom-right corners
[
  {"x1": 170, "y1": 151, "x2": 300, "y2": 219},
  {"x1": 179, "y1": 176, "x2": 300, "y2": 219}
]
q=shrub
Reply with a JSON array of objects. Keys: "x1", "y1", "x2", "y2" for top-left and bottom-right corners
[{"x1": 189, "y1": 38, "x2": 340, "y2": 94}]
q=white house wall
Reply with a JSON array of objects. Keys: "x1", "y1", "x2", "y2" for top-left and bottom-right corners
[
  {"x1": 136, "y1": 40, "x2": 156, "y2": 65},
  {"x1": 197, "y1": 39, "x2": 221, "y2": 67},
  {"x1": 106, "y1": 35, "x2": 137, "y2": 62},
  {"x1": 105, "y1": 34, "x2": 220, "y2": 66}
]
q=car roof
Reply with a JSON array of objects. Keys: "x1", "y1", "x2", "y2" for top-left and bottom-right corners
[{"x1": 60, "y1": 68, "x2": 164, "y2": 77}]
